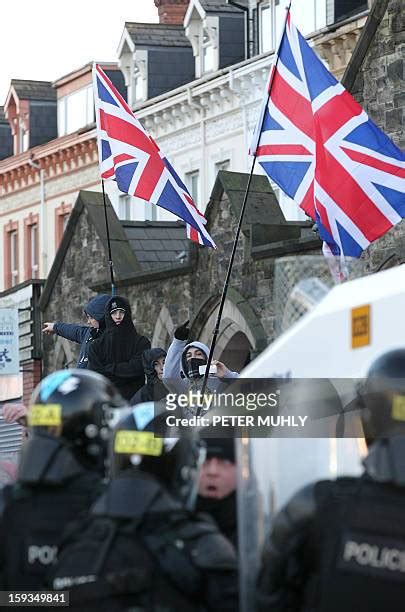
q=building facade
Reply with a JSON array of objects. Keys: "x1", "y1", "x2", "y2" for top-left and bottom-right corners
[{"x1": 0, "y1": 0, "x2": 371, "y2": 293}]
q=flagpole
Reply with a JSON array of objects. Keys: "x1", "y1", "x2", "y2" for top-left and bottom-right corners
[
  {"x1": 101, "y1": 179, "x2": 116, "y2": 296},
  {"x1": 198, "y1": 1, "x2": 292, "y2": 408}
]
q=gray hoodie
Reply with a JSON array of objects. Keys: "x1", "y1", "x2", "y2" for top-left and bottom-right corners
[{"x1": 163, "y1": 338, "x2": 238, "y2": 397}]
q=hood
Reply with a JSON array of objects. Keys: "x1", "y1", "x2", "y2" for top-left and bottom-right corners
[
  {"x1": 105, "y1": 296, "x2": 134, "y2": 331},
  {"x1": 181, "y1": 341, "x2": 209, "y2": 379},
  {"x1": 85, "y1": 294, "x2": 110, "y2": 323},
  {"x1": 142, "y1": 348, "x2": 167, "y2": 378}
]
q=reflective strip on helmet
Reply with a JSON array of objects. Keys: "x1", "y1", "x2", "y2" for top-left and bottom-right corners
[
  {"x1": 392, "y1": 395, "x2": 405, "y2": 421},
  {"x1": 114, "y1": 430, "x2": 163, "y2": 456},
  {"x1": 29, "y1": 404, "x2": 62, "y2": 426}
]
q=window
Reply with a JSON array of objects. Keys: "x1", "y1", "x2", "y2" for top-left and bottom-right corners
[
  {"x1": 58, "y1": 86, "x2": 94, "y2": 136},
  {"x1": 10, "y1": 231, "x2": 18, "y2": 286},
  {"x1": 260, "y1": 4, "x2": 272, "y2": 53},
  {"x1": 186, "y1": 170, "x2": 200, "y2": 207},
  {"x1": 215, "y1": 159, "x2": 230, "y2": 174},
  {"x1": 18, "y1": 120, "x2": 29, "y2": 154},
  {"x1": 55, "y1": 203, "x2": 72, "y2": 248},
  {"x1": 202, "y1": 29, "x2": 215, "y2": 73},
  {"x1": 24, "y1": 218, "x2": 39, "y2": 280},
  {"x1": 260, "y1": 0, "x2": 326, "y2": 53},
  {"x1": 118, "y1": 194, "x2": 132, "y2": 220},
  {"x1": 134, "y1": 71, "x2": 144, "y2": 102},
  {"x1": 62, "y1": 213, "x2": 70, "y2": 232}
]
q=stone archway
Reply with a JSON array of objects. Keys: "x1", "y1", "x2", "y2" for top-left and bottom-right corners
[
  {"x1": 192, "y1": 289, "x2": 267, "y2": 372},
  {"x1": 152, "y1": 305, "x2": 174, "y2": 350}
]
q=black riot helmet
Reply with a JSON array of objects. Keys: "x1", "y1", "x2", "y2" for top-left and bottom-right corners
[
  {"x1": 19, "y1": 369, "x2": 127, "y2": 484},
  {"x1": 360, "y1": 349, "x2": 405, "y2": 444},
  {"x1": 111, "y1": 402, "x2": 206, "y2": 509}
]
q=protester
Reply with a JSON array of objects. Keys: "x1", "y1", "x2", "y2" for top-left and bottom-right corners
[
  {"x1": 256, "y1": 349, "x2": 405, "y2": 612},
  {"x1": 163, "y1": 320, "x2": 238, "y2": 400},
  {"x1": 0, "y1": 369, "x2": 126, "y2": 590},
  {"x1": 88, "y1": 296, "x2": 151, "y2": 400},
  {"x1": 196, "y1": 437, "x2": 238, "y2": 548},
  {"x1": 130, "y1": 347, "x2": 167, "y2": 405},
  {"x1": 42, "y1": 294, "x2": 110, "y2": 368},
  {"x1": 48, "y1": 402, "x2": 238, "y2": 611}
]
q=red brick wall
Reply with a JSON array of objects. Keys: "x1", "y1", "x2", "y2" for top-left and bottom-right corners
[
  {"x1": 154, "y1": 0, "x2": 189, "y2": 24},
  {"x1": 22, "y1": 359, "x2": 42, "y2": 405}
]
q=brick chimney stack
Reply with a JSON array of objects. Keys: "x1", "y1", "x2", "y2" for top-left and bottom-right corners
[{"x1": 154, "y1": 0, "x2": 189, "y2": 25}]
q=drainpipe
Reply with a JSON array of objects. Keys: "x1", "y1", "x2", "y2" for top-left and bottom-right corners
[{"x1": 28, "y1": 158, "x2": 47, "y2": 275}]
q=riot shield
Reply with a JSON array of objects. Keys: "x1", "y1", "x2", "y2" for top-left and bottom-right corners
[{"x1": 235, "y1": 378, "x2": 365, "y2": 612}]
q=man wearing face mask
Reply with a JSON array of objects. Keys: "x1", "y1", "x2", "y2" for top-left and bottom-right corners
[{"x1": 163, "y1": 320, "x2": 238, "y2": 404}]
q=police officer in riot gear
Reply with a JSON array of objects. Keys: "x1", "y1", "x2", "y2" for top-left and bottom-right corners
[
  {"x1": 0, "y1": 369, "x2": 126, "y2": 590},
  {"x1": 49, "y1": 402, "x2": 238, "y2": 611},
  {"x1": 256, "y1": 349, "x2": 405, "y2": 612}
]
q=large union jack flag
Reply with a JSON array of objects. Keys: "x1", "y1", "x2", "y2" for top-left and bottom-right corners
[
  {"x1": 251, "y1": 14, "x2": 405, "y2": 257},
  {"x1": 92, "y1": 64, "x2": 215, "y2": 248}
]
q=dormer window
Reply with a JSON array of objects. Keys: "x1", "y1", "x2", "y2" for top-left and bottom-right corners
[
  {"x1": 202, "y1": 29, "x2": 216, "y2": 73},
  {"x1": 134, "y1": 69, "x2": 145, "y2": 103},
  {"x1": 260, "y1": 1, "x2": 327, "y2": 53},
  {"x1": 18, "y1": 119, "x2": 29, "y2": 153},
  {"x1": 58, "y1": 85, "x2": 94, "y2": 136}
]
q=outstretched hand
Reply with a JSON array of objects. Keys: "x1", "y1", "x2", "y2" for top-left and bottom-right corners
[{"x1": 42, "y1": 322, "x2": 55, "y2": 335}]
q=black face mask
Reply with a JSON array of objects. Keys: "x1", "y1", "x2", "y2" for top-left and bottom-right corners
[{"x1": 187, "y1": 357, "x2": 207, "y2": 379}]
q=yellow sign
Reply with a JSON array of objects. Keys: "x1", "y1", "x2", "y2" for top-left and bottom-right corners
[
  {"x1": 351, "y1": 305, "x2": 371, "y2": 349},
  {"x1": 29, "y1": 404, "x2": 62, "y2": 426},
  {"x1": 114, "y1": 430, "x2": 163, "y2": 456},
  {"x1": 392, "y1": 395, "x2": 405, "y2": 421}
]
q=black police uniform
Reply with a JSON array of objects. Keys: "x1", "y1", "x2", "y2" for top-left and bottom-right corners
[
  {"x1": 49, "y1": 471, "x2": 238, "y2": 611},
  {"x1": 256, "y1": 437, "x2": 405, "y2": 612},
  {"x1": 0, "y1": 437, "x2": 102, "y2": 590}
]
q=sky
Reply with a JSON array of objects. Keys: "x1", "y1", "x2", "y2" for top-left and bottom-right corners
[{"x1": 0, "y1": 0, "x2": 159, "y2": 104}]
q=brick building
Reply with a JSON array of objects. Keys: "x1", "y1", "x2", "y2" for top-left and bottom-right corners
[{"x1": 40, "y1": 0, "x2": 405, "y2": 376}]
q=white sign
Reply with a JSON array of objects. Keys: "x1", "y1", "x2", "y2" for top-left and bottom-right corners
[{"x1": 0, "y1": 309, "x2": 19, "y2": 376}]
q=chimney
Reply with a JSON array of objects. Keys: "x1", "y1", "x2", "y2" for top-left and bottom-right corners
[{"x1": 154, "y1": 0, "x2": 189, "y2": 25}]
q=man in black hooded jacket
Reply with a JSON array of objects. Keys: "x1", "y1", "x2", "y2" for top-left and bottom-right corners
[
  {"x1": 88, "y1": 296, "x2": 150, "y2": 400},
  {"x1": 130, "y1": 347, "x2": 167, "y2": 405}
]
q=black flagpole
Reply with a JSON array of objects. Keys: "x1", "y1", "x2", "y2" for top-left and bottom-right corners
[
  {"x1": 198, "y1": 1, "x2": 292, "y2": 408},
  {"x1": 101, "y1": 179, "x2": 116, "y2": 296}
]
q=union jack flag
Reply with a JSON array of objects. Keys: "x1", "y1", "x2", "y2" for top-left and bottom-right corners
[
  {"x1": 92, "y1": 64, "x2": 215, "y2": 248},
  {"x1": 251, "y1": 14, "x2": 405, "y2": 257}
]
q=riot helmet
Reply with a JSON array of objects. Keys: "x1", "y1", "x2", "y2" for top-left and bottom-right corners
[
  {"x1": 112, "y1": 402, "x2": 206, "y2": 509},
  {"x1": 360, "y1": 349, "x2": 405, "y2": 444},
  {"x1": 20, "y1": 369, "x2": 127, "y2": 483}
]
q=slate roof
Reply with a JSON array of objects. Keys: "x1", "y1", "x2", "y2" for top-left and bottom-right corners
[
  {"x1": 125, "y1": 23, "x2": 191, "y2": 47},
  {"x1": 200, "y1": 0, "x2": 244, "y2": 13},
  {"x1": 10, "y1": 80, "x2": 56, "y2": 101},
  {"x1": 122, "y1": 221, "x2": 191, "y2": 272},
  {"x1": 0, "y1": 107, "x2": 6, "y2": 123}
]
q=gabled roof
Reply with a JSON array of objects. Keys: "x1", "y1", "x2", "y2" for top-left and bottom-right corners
[
  {"x1": 9, "y1": 80, "x2": 56, "y2": 101},
  {"x1": 40, "y1": 190, "x2": 193, "y2": 309},
  {"x1": 207, "y1": 170, "x2": 285, "y2": 229},
  {"x1": 122, "y1": 221, "x2": 191, "y2": 272},
  {"x1": 199, "y1": 0, "x2": 244, "y2": 13},
  {"x1": 125, "y1": 22, "x2": 191, "y2": 47}
]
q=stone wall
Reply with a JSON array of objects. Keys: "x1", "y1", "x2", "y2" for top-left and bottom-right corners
[{"x1": 351, "y1": 0, "x2": 404, "y2": 148}]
